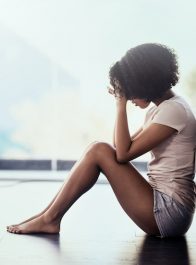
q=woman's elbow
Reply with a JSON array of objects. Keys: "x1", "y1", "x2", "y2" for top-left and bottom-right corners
[
  {"x1": 116, "y1": 151, "x2": 137, "y2": 163},
  {"x1": 116, "y1": 154, "x2": 130, "y2": 163}
]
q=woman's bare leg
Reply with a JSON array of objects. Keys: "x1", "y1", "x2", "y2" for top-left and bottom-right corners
[
  {"x1": 9, "y1": 164, "x2": 78, "y2": 227},
  {"x1": 9, "y1": 190, "x2": 62, "y2": 227},
  {"x1": 7, "y1": 142, "x2": 160, "y2": 236},
  {"x1": 7, "y1": 146, "x2": 100, "y2": 233}
]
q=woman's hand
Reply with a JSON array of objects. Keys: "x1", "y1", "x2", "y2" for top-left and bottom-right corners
[
  {"x1": 107, "y1": 86, "x2": 127, "y2": 107},
  {"x1": 108, "y1": 85, "x2": 129, "y2": 152}
]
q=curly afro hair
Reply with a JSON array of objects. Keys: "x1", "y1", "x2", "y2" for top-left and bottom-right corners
[{"x1": 109, "y1": 43, "x2": 179, "y2": 101}]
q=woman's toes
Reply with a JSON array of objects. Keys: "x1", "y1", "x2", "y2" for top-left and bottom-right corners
[
  {"x1": 7, "y1": 226, "x2": 11, "y2": 232},
  {"x1": 8, "y1": 227, "x2": 13, "y2": 233},
  {"x1": 7, "y1": 216, "x2": 60, "y2": 234},
  {"x1": 7, "y1": 225, "x2": 15, "y2": 231},
  {"x1": 7, "y1": 226, "x2": 18, "y2": 233}
]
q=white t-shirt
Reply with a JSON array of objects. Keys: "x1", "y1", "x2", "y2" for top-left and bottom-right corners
[{"x1": 143, "y1": 95, "x2": 196, "y2": 213}]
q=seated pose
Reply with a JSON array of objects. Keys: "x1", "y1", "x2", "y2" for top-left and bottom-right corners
[{"x1": 7, "y1": 43, "x2": 196, "y2": 238}]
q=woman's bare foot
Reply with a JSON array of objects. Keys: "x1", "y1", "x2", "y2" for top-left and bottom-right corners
[
  {"x1": 8, "y1": 188, "x2": 63, "y2": 229},
  {"x1": 7, "y1": 214, "x2": 60, "y2": 234},
  {"x1": 7, "y1": 212, "x2": 44, "y2": 230}
]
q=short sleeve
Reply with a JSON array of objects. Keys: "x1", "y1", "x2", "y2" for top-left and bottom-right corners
[
  {"x1": 143, "y1": 106, "x2": 156, "y2": 129},
  {"x1": 152, "y1": 101, "x2": 187, "y2": 133}
]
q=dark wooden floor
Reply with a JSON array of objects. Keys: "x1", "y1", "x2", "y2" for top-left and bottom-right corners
[{"x1": 0, "y1": 173, "x2": 196, "y2": 264}]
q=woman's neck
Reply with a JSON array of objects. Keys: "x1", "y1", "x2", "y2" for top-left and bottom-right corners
[{"x1": 153, "y1": 90, "x2": 176, "y2": 106}]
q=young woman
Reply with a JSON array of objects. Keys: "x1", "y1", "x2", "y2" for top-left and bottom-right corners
[{"x1": 7, "y1": 43, "x2": 196, "y2": 238}]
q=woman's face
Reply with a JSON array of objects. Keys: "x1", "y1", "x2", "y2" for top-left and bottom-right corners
[{"x1": 130, "y1": 98, "x2": 150, "y2": 109}]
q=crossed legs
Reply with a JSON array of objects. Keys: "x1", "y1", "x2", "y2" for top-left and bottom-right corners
[{"x1": 7, "y1": 142, "x2": 160, "y2": 236}]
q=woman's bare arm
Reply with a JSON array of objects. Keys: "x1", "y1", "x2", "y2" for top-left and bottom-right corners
[
  {"x1": 114, "y1": 97, "x2": 132, "y2": 160},
  {"x1": 131, "y1": 127, "x2": 143, "y2": 140},
  {"x1": 109, "y1": 85, "x2": 143, "y2": 149},
  {"x1": 114, "y1": 99, "x2": 176, "y2": 163},
  {"x1": 113, "y1": 124, "x2": 143, "y2": 148}
]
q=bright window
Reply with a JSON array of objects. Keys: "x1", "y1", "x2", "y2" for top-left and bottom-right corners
[{"x1": 0, "y1": 0, "x2": 195, "y2": 160}]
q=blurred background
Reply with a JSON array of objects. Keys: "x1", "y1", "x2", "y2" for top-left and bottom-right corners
[{"x1": 0, "y1": 0, "x2": 195, "y2": 162}]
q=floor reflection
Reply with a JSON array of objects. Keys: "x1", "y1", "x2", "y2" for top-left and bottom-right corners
[
  {"x1": 19, "y1": 233, "x2": 191, "y2": 265},
  {"x1": 136, "y1": 235, "x2": 190, "y2": 265},
  {"x1": 23, "y1": 233, "x2": 61, "y2": 255}
]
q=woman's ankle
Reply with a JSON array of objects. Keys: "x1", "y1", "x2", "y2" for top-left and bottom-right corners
[{"x1": 43, "y1": 211, "x2": 61, "y2": 225}]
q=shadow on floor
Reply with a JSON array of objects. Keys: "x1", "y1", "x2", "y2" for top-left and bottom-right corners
[{"x1": 136, "y1": 235, "x2": 190, "y2": 265}]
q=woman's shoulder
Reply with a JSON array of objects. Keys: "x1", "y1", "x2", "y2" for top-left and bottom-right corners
[
  {"x1": 161, "y1": 96, "x2": 195, "y2": 121},
  {"x1": 161, "y1": 95, "x2": 191, "y2": 110},
  {"x1": 145, "y1": 97, "x2": 186, "y2": 119},
  {"x1": 145, "y1": 95, "x2": 196, "y2": 124}
]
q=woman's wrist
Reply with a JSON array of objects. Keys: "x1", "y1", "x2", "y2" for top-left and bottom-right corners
[{"x1": 116, "y1": 97, "x2": 127, "y2": 109}]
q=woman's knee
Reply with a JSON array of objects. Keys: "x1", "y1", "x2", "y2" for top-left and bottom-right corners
[{"x1": 84, "y1": 141, "x2": 116, "y2": 161}]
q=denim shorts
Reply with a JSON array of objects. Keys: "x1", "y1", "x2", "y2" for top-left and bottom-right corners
[{"x1": 153, "y1": 189, "x2": 194, "y2": 238}]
